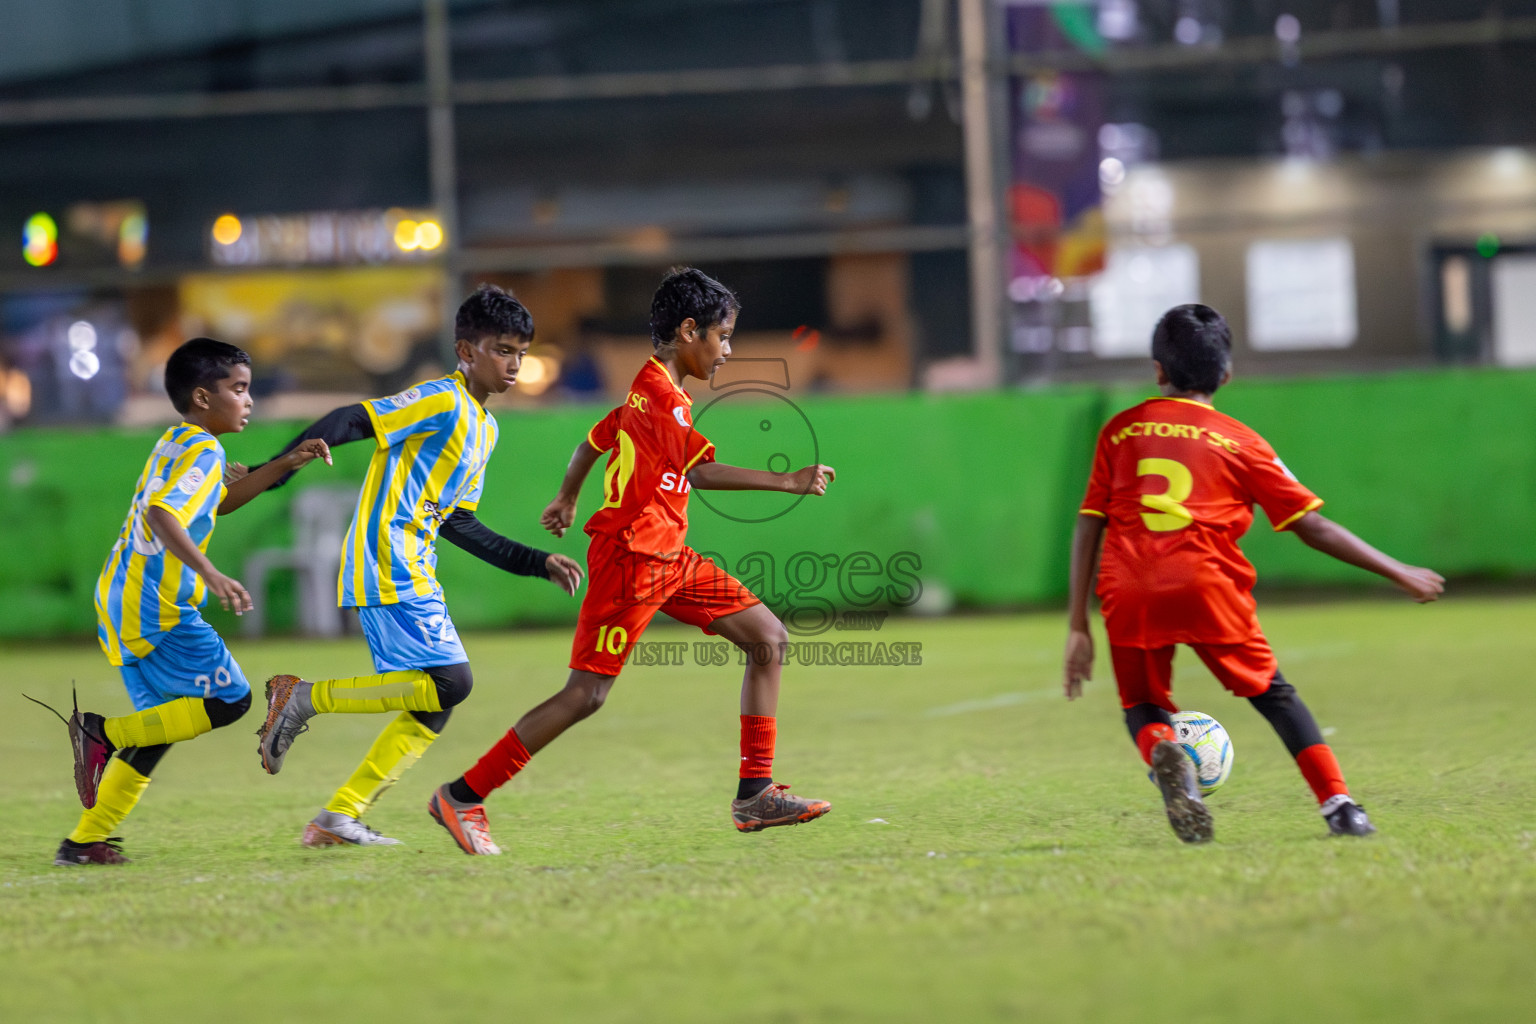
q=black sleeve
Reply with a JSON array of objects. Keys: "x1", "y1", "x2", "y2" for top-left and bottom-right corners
[
  {"x1": 260, "y1": 404, "x2": 375, "y2": 489},
  {"x1": 439, "y1": 509, "x2": 552, "y2": 578}
]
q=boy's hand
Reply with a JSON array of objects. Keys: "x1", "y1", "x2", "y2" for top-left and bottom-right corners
[
  {"x1": 224, "y1": 462, "x2": 250, "y2": 485},
  {"x1": 1063, "y1": 628, "x2": 1094, "y2": 700},
  {"x1": 541, "y1": 496, "x2": 577, "y2": 538},
  {"x1": 206, "y1": 571, "x2": 253, "y2": 616},
  {"x1": 284, "y1": 439, "x2": 333, "y2": 470},
  {"x1": 1393, "y1": 565, "x2": 1445, "y2": 603},
  {"x1": 788, "y1": 464, "x2": 836, "y2": 495},
  {"x1": 544, "y1": 553, "x2": 584, "y2": 596}
]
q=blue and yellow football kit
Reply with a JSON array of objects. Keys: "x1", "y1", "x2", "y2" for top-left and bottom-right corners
[
  {"x1": 344, "y1": 370, "x2": 497, "y2": 671},
  {"x1": 96, "y1": 422, "x2": 250, "y2": 709},
  {"x1": 291, "y1": 372, "x2": 510, "y2": 822},
  {"x1": 66, "y1": 423, "x2": 253, "y2": 849}
]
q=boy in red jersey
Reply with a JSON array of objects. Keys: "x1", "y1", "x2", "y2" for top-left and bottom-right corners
[
  {"x1": 1063, "y1": 304, "x2": 1443, "y2": 843},
  {"x1": 427, "y1": 267, "x2": 836, "y2": 855}
]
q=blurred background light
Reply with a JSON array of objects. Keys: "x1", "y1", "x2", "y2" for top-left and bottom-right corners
[
  {"x1": 67, "y1": 321, "x2": 97, "y2": 353},
  {"x1": 2, "y1": 369, "x2": 31, "y2": 419},
  {"x1": 1097, "y1": 0, "x2": 1137, "y2": 42},
  {"x1": 414, "y1": 220, "x2": 443, "y2": 251},
  {"x1": 515, "y1": 352, "x2": 556, "y2": 396},
  {"x1": 1490, "y1": 148, "x2": 1528, "y2": 179},
  {"x1": 23, "y1": 213, "x2": 58, "y2": 267},
  {"x1": 118, "y1": 211, "x2": 147, "y2": 267},
  {"x1": 1099, "y1": 157, "x2": 1126, "y2": 189},
  {"x1": 394, "y1": 219, "x2": 421, "y2": 251},
  {"x1": 211, "y1": 214, "x2": 243, "y2": 246},
  {"x1": 69, "y1": 349, "x2": 100, "y2": 380}
]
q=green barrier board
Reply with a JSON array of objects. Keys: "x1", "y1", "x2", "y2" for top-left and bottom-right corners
[{"x1": 3, "y1": 368, "x2": 1533, "y2": 640}]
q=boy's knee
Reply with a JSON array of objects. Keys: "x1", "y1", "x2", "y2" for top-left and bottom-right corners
[
  {"x1": 204, "y1": 691, "x2": 251, "y2": 729},
  {"x1": 428, "y1": 663, "x2": 474, "y2": 709},
  {"x1": 757, "y1": 612, "x2": 789, "y2": 645},
  {"x1": 411, "y1": 708, "x2": 453, "y2": 734},
  {"x1": 565, "y1": 674, "x2": 614, "y2": 718},
  {"x1": 737, "y1": 615, "x2": 789, "y2": 664},
  {"x1": 762, "y1": 617, "x2": 789, "y2": 650}
]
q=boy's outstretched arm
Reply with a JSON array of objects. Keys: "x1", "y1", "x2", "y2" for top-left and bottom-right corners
[
  {"x1": 1063, "y1": 513, "x2": 1106, "y2": 701},
  {"x1": 440, "y1": 509, "x2": 584, "y2": 596},
  {"x1": 240, "y1": 404, "x2": 375, "y2": 494},
  {"x1": 219, "y1": 440, "x2": 332, "y2": 515},
  {"x1": 687, "y1": 462, "x2": 835, "y2": 494},
  {"x1": 541, "y1": 440, "x2": 604, "y2": 538},
  {"x1": 1289, "y1": 511, "x2": 1444, "y2": 602},
  {"x1": 145, "y1": 506, "x2": 252, "y2": 615}
]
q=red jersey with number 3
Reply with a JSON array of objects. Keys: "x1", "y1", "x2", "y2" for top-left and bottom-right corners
[
  {"x1": 583, "y1": 357, "x2": 717, "y2": 558},
  {"x1": 1080, "y1": 397, "x2": 1323, "y2": 647}
]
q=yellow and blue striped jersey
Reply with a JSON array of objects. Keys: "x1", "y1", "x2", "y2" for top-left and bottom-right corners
[
  {"x1": 96, "y1": 423, "x2": 227, "y2": 665},
  {"x1": 341, "y1": 370, "x2": 497, "y2": 607}
]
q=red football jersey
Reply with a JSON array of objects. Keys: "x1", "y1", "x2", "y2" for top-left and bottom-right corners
[
  {"x1": 1080, "y1": 397, "x2": 1323, "y2": 647},
  {"x1": 583, "y1": 357, "x2": 717, "y2": 557}
]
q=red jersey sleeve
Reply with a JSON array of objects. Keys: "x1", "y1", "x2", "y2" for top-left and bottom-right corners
[
  {"x1": 1244, "y1": 435, "x2": 1324, "y2": 531},
  {"x1": 1079, "y1": 428, "x2": 1112, "y2": 518},
  {"x1": 586, "y1": 407, "x2": 621, "y2": 453}
]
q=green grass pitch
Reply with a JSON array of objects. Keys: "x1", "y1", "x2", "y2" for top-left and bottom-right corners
[{"x1": 3, "y1": 596, "x2": 1534, "y2": 1022}]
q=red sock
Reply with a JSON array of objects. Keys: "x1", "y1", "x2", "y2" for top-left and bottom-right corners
[
  {"x1": 1295, "y1": 744, "x2": 1349, "y2": 804},
  {"x1": 740, "y1": 715, "x2": 776, "y2": 779},
  {"x1": 1135, "y1": 722, "x2": 1177, "y2": 766},
  {"x1": 462, "y1": 727, "x2": 532, "y2": 799}
]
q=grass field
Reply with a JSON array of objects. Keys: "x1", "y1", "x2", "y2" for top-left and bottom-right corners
[{"x1": 3, "y1": 595, "x2": 1534, "y2": 1022}]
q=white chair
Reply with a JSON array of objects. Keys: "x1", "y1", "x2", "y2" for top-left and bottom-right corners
[{"x1": 242, "y1": 486, "x2": 356, "y2": 638}]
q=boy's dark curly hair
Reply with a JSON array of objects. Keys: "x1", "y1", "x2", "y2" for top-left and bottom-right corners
[
  {"x1": 1152, "y1": 304, "x2": 1232, "y2": 395},
  {"x1": 650, "y1": 267, "x2": 740, "y2": 349},
  {"x1": 164, "y1": 338, "x2": 250, "y2": 414},
  {"x1": 456, "y1": 283, "x2": 534, "y2": 345}
]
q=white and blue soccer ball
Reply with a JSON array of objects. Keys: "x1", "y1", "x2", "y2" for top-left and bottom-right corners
[{"x1": 1171, "y1": 711, "x2": 1234, "y2": 795}]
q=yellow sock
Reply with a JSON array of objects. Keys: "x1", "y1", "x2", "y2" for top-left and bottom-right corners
[
  {"x1": 103, "y1": 697, "x2": 212, "y2": 749},
  {"x1": 68, "y1": 758, "x2": 151, "y2": 843},
  {"x1": 324, "y1": 712, "x2": 438, "y2": 819},
  {"x1": 310, "y1": 670, "x2": 441, "y2": 715}
]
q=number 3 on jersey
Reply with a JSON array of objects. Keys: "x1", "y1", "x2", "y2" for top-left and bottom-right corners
[{"x1": 1137, "y1": 458, "x2": 1194, "y2": 531}]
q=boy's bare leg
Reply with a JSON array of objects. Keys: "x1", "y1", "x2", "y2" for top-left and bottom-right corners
[
  {"x1": 512, "y1": 670, "x2": 617, "y2": 754},
  {"x1": 708, "y1": 603, "x2": 786, "y2": 718}
]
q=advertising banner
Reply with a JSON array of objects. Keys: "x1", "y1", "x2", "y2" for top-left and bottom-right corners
[{"x1": 1006, "y1": 2, "x2": 1106, "y2": 287}]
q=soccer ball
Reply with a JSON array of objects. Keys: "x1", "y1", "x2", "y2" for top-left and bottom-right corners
[{"x1": 1171, "y1": 711, "x2": 1234, "y2": 795}]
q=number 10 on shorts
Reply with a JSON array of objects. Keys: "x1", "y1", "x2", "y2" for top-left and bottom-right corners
[{"x1": 594, "y1": 625, "x2": 629, "y2": 656}]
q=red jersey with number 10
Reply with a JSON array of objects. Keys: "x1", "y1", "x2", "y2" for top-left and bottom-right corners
[
  {"x1": 1080, "y1": 397, "x2": 1323, "y2": 647},
  {"x1": 583, "y1": 357, "x2": 717, "y2": 558}
]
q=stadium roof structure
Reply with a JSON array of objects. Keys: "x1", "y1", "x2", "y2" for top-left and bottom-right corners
[
  {"x1": 0, "y1": 0, "x2": 462, "y2": 87},
  {"x1": 6, "y1": 1, "x2": 1536, "y2": 288}
]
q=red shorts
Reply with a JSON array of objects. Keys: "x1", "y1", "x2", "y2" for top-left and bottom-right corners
[
  {"x1": 570, "y1": 533, "x2": 760, "y2": 676},
  {"x1": 1109, "y1": 635, "x2": 1278, "y2": 711}
]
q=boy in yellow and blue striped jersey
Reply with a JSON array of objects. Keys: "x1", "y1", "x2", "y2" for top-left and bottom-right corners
[
  {"x1": 254, "y1": 285, "x2": 583, "y2": 847},
  {"x1": 54, "y1": 338, "x2": 332, "y2": 866}
]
